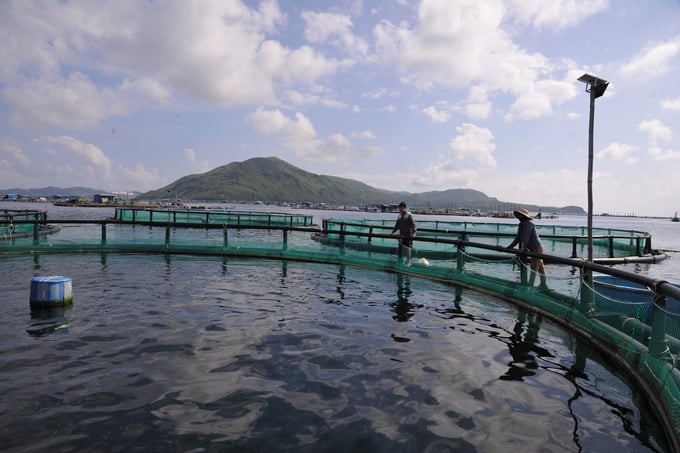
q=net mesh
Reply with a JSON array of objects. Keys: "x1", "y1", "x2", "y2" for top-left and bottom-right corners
[
  {"x1": 115, "y1": 207, "x2": 314, "y2": 226},
  {"x1": 1, "y1": 209, "x2": 47, "y2": 237},
  {"x1": 321, "y1": 218, "x2": 652, "y2": 260}
]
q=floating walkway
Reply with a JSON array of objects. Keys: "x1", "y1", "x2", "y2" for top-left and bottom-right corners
[
  {"x1": 2, "y1": 208, "x2": 680, "y2": 449},
  {"x1": 1, "y1": 209, "x2": 58, "y2": 239},
  {"x1": 114, "y1": 207, "x2": 315, "y2": 227},
  {"x1": 315, "y1": 218, "x2": 666, "y2": 264}
]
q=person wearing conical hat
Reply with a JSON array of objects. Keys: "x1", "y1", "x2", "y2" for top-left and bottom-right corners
[{"x1": 507, "y1": 208, "x2": 547, "y2": 288}]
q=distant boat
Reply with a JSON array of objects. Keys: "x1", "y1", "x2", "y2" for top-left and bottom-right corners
[
  {"x1": 535, "y1": 211, "x2": 558, "y2": 220},
  {"x1": 672, "y1": 212, "x2": 679, "y2": 222}
]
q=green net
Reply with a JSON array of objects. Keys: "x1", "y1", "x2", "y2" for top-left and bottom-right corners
[
  {"x1": 0, "y1": 209, "x2": 47, "y2": 237},
  {"x1": 115, "y1": 207, "x2": 314, "y2": 226},
  {"x1": 2, "y1": 210, "x2": 679, "y2": 447},
  {"x1": 320, "y1": 218, "x2": 655, "y2": 261}
]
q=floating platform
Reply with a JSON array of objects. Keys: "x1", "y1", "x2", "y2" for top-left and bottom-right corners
[
  {"x1": 314, "y1": 218, "x2": 666, "y2": 264},
  {"x1": 114, "y1": 207, "x2": 316, "y2": 227}
]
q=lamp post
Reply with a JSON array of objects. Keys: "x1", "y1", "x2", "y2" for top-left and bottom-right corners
[{"x1": 577, "y1": 73, "x2": 608, "y2": 288}]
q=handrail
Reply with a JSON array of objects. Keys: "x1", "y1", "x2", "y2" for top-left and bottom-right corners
[
  {"x1": 322, "y1": 219, "x2": 653, "y2": 238},
  {"x1": 1, "y1": 217, "x2": 675, "y2": 303}
]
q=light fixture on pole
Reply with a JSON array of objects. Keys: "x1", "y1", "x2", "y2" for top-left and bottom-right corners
[{"x1": 577, "y1": 73, "x2": 608, "y2": 289}]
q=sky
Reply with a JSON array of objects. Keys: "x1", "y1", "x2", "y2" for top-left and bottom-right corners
[{"x1": 1, "y1": 0, "x2": 680, "y2": 216}]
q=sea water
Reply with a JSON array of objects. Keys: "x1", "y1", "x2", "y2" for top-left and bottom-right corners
[{"x1": 0, "y1": 201, "x2": 675, "y2": 451}]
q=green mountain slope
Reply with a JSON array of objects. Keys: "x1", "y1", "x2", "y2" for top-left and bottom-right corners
[
  {"x1": 137, "y1": 156, "x2": 584, "y2": 213},
  {"x1": 139, "y1": 156, "x2": 399, "y2": 204},
  {"x1": 1, "y1": 186, "x2": 106, "y2": 197}
]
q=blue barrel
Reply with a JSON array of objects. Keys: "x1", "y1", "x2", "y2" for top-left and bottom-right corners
[{"x1": 30, "y1": 276, "x2": 73, "y2": 308}]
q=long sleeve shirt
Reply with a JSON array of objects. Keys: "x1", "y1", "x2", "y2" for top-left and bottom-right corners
[{"x1": 508, "y1": 220, "x2": 542, "y2": 251}]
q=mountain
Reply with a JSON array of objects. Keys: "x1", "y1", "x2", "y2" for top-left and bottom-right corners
[
  {"x1": 0, "y1": 186, "x2": 106, "y2": 197},
  {"x1": 137, "y1": 156, "x2": 584, "y2": 214},
  {"x1": 139, "y1": 156, "x2": 398, "y2": 204}
]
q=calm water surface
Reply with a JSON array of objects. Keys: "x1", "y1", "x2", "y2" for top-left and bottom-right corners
[{"x1": 0, "y1": 202, "x2": 673, "y2": 451}]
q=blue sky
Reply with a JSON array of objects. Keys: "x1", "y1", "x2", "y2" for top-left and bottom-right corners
[{"x1": 1, "y1": 0, "x2": 679, "y2": 216}]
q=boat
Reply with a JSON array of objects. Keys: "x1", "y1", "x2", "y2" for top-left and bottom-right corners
[
  {"x1": 535, "y1": 211, "x2": 558, "y2": 220},
  {"x1": 672, "y1": 212, "x2": 679, "y2": 222}
]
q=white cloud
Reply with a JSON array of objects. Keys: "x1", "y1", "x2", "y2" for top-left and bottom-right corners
[
  {"x1": 639, "y1": 119, "x2": 672, "y2": 145},
  {"x1": 464, "y1": 86, "x2": 492, "y2": 120},
  {"x1": 284, "y1": 90, "x2": 347, "y2": 109},
  {"x1": 661, "y1": 97, "x2": 680, "y2": 111},
  {"x1": 184, "y1": 148, "x2": 210, "y2": 173},
  {"x1": 413, "y1": 163, "x2": 480, "y2": 189},
  {"x1": 422, "y1": 106, "x2": 450, "y2": 123},
  {"x1": 449, "y1": 123, "x2": 497, "y2": 168},
  {"x1": 356, "y1": 165, "x2": 481, "y2": 193},
  {"x1": 0, "y1": 135, "x2": 165, "y2": 191},
  {"x1": 361, "y1": 88, "x2": 391, "y2": 99},
  {"x1": 482, "y1": 168, "x2": 585, "y2": 208},
  {"x1": 374, "y1": 1, "x2": 508, "y2": 88},
  {"x1": 0, "y1": 0, "x2": 342, "y2": 130},
  {"x1": 464, "y1": 102, "x2": 492, "y2": 120},
  {"x1": 403, "y1": 122, "x2": 497, "y2": 191},
  {"x1": 246, "y1": 108, "x2": 383, "y2": 163},
  {"x1": 351, "y1": 130, "x2": 376, "y2": 139},
  {"x1": 0, "y1": 138, "x2": 31, "y2": 167},
  {"x1": 302, "y1": 10, "x2": 368, "y2": 56},
  {"x1": 356, "y1": 145, "x2": 384, "y2": 160},
  {"x1": 373, "y1": 0, "x2": 578, "y2": 120},
  {"x1": 3, "y1": 73, "x2": 127, "y2": 130},
  {"x1": 262, "y1": 42, "x2": 343, "y2": 86},
  {"x1": 254, "y1": 0, "x2": 288, "y2": 33},
  {"x1": 185, "y1": 148, "x2": 198, "y2": 161},
  {"x1": 648, "y1": 146, "x2": 680, "y2": 161},
  {"x1": 637, "y1": 119, "x2": 679, "y2": 161},
  {"x1": 620, "y1": 37, "x2": 680, "y2": 80},
  {"x1": 506, "y1": 79, "x2": 576, "y2": 120},
  {"x1": 35, "y1": 136, "x2": 112, "y2": 177},
  {"x1": 119, "y1": 78, "x2": 172, "y2": 103},
  {"x1": 596, "y1": 142, "x2": 639, "y2": 164},
  {"x1": 506, "y1": 0, "x2": 609, "y2": 30},
  {"x1": 117, "y1": 162, "x2": 164, "y2": 190}
]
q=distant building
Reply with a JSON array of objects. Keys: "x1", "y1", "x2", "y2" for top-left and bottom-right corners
[{"x1": 93, "y1": 193, "x2": 116, "y2": 203}]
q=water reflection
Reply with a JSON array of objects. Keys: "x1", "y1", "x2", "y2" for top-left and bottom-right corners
[
  {"x1": 392, "y1": 274, "x2": 417, "y2": 322},
  {"x1": 565, "y1": 340, "x2": 590, "y2": 452},
  {"x1": 164, "y1": 253, "x2": 172, "y2": 280},
  {"x1": 336, "y1": 264, "x2": 345, "y2": 299},
  {"x1": 432, "y1": 285, "x2": 467, "y2": 320},
  {"x1": 500, "y1": 311, "x2": 554, "y2": 381},
  {"x1": 453, "y1": 285, "x2": 463, "y2": 312},
  {"x1": 26, "y1": 306, "x2": 71, "y2": 337},
  {"x1": 0, "y1": 253, "x2": 667, "y2": 451}
]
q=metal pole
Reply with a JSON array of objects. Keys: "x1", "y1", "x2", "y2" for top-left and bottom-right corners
[{"x1": 586, "y1": 89, "x2": 595, "y2": 287}]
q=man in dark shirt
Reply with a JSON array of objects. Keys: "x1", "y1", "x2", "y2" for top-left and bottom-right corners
[
  {"x1": 392, "y1": 201, "x2": 416, "y2": 264},
  {"x1": 507, "y1": 208, "x2": 546, "y2": 287}
]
